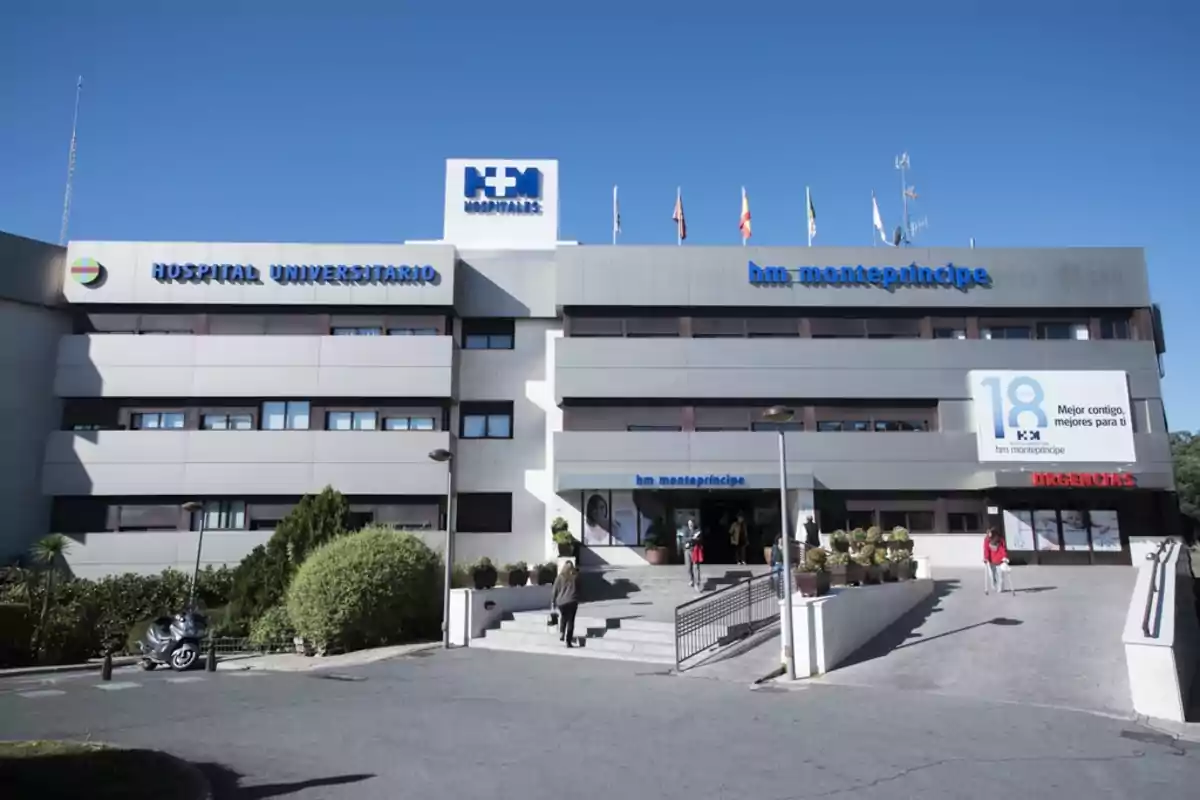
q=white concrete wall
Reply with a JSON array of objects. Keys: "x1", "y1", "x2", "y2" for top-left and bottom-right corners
[
  {"x1": 448, "y1": 585, "x2": 554, "y2": 646},
  {"x1": 788, "y1": 579, "x2": 935, "y2": 676}
]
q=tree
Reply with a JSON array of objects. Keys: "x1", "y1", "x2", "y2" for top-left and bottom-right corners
[
  {"x1": 229, "y1": 487, "x2": 350, "y2": 623},
  {"x1": 1171, "y1": 431, "x2": 1200, "y2": 530},
  {"x1": 28, "y1": 534, "x2": 72, "y2": 659}
]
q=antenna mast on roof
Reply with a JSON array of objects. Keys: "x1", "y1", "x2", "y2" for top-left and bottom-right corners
[
  {"x1": 59, "y1": 76, "x2": 83, "y2": 246},
  {"x1": 894, "y1": 151, "x2": 928, "y2": 246}
]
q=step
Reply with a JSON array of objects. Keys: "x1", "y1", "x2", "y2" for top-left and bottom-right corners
[
  {"x1": 475, "y1": 629, "x2": 676, "y2": 664},
  {"x1": 495, "y1": 624, "x2": 676, "y2": 658},
  {"x1": 499, "y1": 619, "x2": 674, "y2": 644},
  {"x1": 509, "y1": 611, "x2": 674, "y2": 635},
  {"x1": 471, "y1": 634, "x2": 675, "y2": 665}
]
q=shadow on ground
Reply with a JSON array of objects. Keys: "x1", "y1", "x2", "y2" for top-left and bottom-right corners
[
  {"x1": 579, "y1": 573, "x2": 641, "y2": 601},
  {"x1": 834, "y1": 579, "x2": 964, "y2": 669},
  {"x1": 197, "y1": 763, "x2": 374, "y2": 799},
  {"x1": 0, "y1": 745, "x2": 202, "y2": 800}
]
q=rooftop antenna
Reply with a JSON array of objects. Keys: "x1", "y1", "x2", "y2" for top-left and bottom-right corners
[
  {"x1": 894, "y1": 151, "x2": 928, "y2": 246},
  {"x1": 59, "y1": 76, "x2": 83, "y2": 246}
]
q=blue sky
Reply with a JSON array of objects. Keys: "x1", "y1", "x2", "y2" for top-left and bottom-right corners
[{"x1": 2, "y1": 2, "x2": 1197, "y2": 428}]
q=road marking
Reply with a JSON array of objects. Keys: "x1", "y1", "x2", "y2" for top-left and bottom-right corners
[
  {"x1": 164, "y1": 676, "x2": 206, "y2": 684},
  {"x1": 18, "y1": 689, "x2": 66, "y2": 698},
  {"x1": 95, "y1": 681, "x2": 141, "y2": 691}
]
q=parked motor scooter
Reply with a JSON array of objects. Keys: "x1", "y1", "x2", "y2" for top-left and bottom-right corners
[{"x1": 138, "y1": 611, "x2": 207, "y2": 671}]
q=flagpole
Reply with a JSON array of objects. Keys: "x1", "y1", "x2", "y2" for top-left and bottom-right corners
[
  {"x1": 612, "y1": 185, "x2": 618, "y2": 246},
  {"x1": 806, "y1": 186, "x2": 812, "y2": 248},
  {"x1": 676, "y1": 187, "x2": 682, "y2": 247}
]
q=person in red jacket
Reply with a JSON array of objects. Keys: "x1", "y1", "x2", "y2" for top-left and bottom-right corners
[{"x1": 983, "y1": 527, "x2": 1009, "y2": 595}]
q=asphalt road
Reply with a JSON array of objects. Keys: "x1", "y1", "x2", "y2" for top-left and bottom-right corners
[{"x1": 1, "y1": 649, "x2": 1197, "y2": 799}]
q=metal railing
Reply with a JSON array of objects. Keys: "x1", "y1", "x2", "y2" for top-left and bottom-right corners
[
  {"x1": 1141, "y1": 539, "x2": 1176, "y2": 638},
  {"x1": 674, "y1": 572, "x2": 780, "y2": 669},
  {"x1": 205, "y1": 636, "x2": 295, "y2": 656}
]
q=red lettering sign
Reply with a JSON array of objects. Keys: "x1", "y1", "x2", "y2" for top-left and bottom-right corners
[{"x1": 1030, "y1": 472, "x2": 1137, "y2": 488}]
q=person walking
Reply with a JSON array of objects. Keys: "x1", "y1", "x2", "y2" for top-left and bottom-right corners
[
  {"x1": 730, "y1": 513, "x2": 749, "y2": 565},
  {"x1": 983, "y1": 527, "x2": 1009, "y2": 595},
  {"x1": 770, "y1": 535, "x2": 784, "y2": 598},
  {"x1": 552, "y1": 560, "x2": 582, "y2": 647},
  {"x1": 680, "y1": 518, "x2": 704, "y2": 591}
]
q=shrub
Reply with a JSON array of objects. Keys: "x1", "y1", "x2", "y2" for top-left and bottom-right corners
[
  {"x1": 450, "y1": 563, "x2": 474, "y2": 589},
  {"x1": 551, "y1": 517, "x2": 575, "y2": 546},
  {"x1": 865, "y1": 526, "x2": 883, "y2": 545},
  {"x1": 503, "y1": 562, "x2": 529, "y2": 586},
  {"x1": 802, "y1": 547, "x2": 828, "y2": 572},
  {"x1": 826, "y1": 551, "x2": 850, "y2": 567},
  {"x1": 850, "y1": 528, "x2": 867, "y2": 545},
  {"x1": 829, "y1": 530, "x2": 850, "y2": 553},
  {"x1": 535, "y1": 562, "x2": 557, "y2": 585},
  {"x1": 249, "y1": 605, "x2": 295, "y2": 649},
  {"x1": 853, "y1": 544, "x2": 876, "y2": 566},
  {"x1": 0, "y1": 603, "x2": 32, "y2": 668},
  {"x1": 286, "y1": 526, "x2": 441, "y2": 652},
  {"x1": 471, "y1": 557, "x2": 498, "y2": 589}
]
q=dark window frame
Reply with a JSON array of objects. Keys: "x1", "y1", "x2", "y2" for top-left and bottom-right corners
[
  {"x1": 454, "y1": 492, "x2": 513, "y2": 533},
  {"x1": 129, "y1": 410, "x2": 187, "y2": 430},
  {"x1": 461, "y1": 319, "x2": 515, "y2": 350},
  {"x1": 260, "y1": 401, "x2": 311, "y2": 431},
  {"x1": 460, "y1": 402, "x2": 514, "y2": 439}
]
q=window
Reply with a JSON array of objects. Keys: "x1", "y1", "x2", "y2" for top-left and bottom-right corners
[
  {"x1": 387, "y1": 327, "x2": 439, "y2": 336},
  {"x1": 327, "y1": 411, "x2": 378, "y2": 431},
  {"x1": 880, "y1": 510, "x2": 935, "y2": 532},
  {"x1": 462, "y1": 319, "x2": 515, "y2": 350},
  {"x1": 131, "y1": 412, "x2": 185, "y2": 430},
  {"x1": 568, "y1": 317, "x2": 623, "y2": 337},
  {"x1": 933, "y1": 327, "x2": 966, "y2": 339},
  {"x1": 193, "y1": 501, "x2": 246, "y2": 531},
  {"x1": 846, "y1": 510, "x2": 875, "y2": 530},
  {"x1": 948, "y1": 512, "x2": 983, "y2": 533},
  {"x1": 624, "y1": 317, "x2": 680, "y2": 338},
  {"x1": 865, "y1": 318, "x2": 921, "y2": 339},
  {"x1": 202, "y1": 413, "x2": 253, "y2": 430},
  {"x1": 751, "y1": 421, "x2": 804, "y2": 432},
  {"x1": 1100, "y1": 317, "x2": 1131, "y2": 340},
  {"x1": 810, "y1": 318, "x2": 868, "y2": 339},
  {"x1": 384, "y1": 416, "x2": 436, "y2": 431},
  {"x1": 455, "y1": 493, "x2": 513, "y2": 533},
  {"x1": 692, "y1": 317, "x2": 747, "y2": 338},
  {"x1": 261, "y1": 401, "x2": 310, "y2": 430},
  {"x1": 746, "y1": 317, "x2": 802, "y2": 338},
  {"x1": 627, "y1": 425, "x2": 683, "y2": 432},
  {"x1": 332, "y1": 327, "x2": 381, "y2": 336},
  {"x1": 873, "y1": 420, "x2": 928, "y2": 432},
  {"x1": 1037, "y1": 322, "x2": 1088, "y2": 340},
  {"x1": 981, "y1": 326, "x2": 1031, "y2": 340},
  {"x1": 460, "y1": 403, "x2": 513, "y2": 439},
  {"x1": 817, "y1": 420, "x2": 870, "y2": 432}
]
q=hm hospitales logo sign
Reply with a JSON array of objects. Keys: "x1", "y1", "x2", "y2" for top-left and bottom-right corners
[
  {"x1": 463, "y1": 165, "x2": 542, "y2": 215},
  {"x1": 969, "y1": 370, "x2": 1135, "y2": 463}
]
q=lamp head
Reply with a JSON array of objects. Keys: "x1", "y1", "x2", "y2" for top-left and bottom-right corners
[
  {"x1": 762, "y1": 406, "x2": 795, "y2": 424},
  {"x1": 428, "y1": 448, "x2": 453, "y2": 463}
]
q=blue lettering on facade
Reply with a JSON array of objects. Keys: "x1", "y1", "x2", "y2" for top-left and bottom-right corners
[
  {"x1": 748, "y1": 260, "x2": 992, "y2": 292},
  {"x1": 462, "y1": 166, "x2": 543, "y2": 215},
  {"x1": 634, "y1": 474, "x2": 747, "y2": 488},
  {"x1": 151, "y1": 263, "x2": 438, "y2": 285}
]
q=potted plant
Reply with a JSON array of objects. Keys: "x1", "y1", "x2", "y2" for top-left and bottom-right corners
[
  {"x1": 551, "y1": 517, "x2": 577, "y2": 558},
  {"x1": 850, "y1": 528, "x2": 868, "y2": 555},
  {"x1": 795, "y1": 547, "x2": 830, "y2": 597},
  {"x1": 854, "y1": 544, "x2": 880, "y2": 584},
  {"x1": 890, "y1": 551, "x2": 915, "y2": 581},
  {"x1": 887, "y1": 526, "x2": 913, "y2": 552},
  {"x1": 829, "y1": 530, "x2": 850, "y2": 554},
  {"x1": 643, "y1": 519, "x2": 670, "y2": 565},
  {"x1": 865, "y1": 526, "x2": 883, "y2": 548},
  {"x1": 471, "y1": 557, "x2": 498, "y2": 589},
  {"x1": 503, "y1": 561, "x2": 529, "y2": 587},
  {"x1": 826, "y1": 550, "x2": 850, "y2": 586},
  {"x1": 874, "y1": 546, "x2": 896, "y2": 582},
  {"x1": 535, "y1": 562, "x2": 557, "y2": 585}
]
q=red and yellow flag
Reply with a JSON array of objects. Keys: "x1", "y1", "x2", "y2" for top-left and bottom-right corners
[{"x1": 739, "y1": 187, "x2": 752, "y2": 241}]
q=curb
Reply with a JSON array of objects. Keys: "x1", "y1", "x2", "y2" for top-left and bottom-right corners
[{"x1": 0, "y1": 657, "x2": 141, "y2": 679}]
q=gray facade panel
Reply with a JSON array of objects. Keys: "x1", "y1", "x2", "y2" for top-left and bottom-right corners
[
  {"x1": 456, "y1": 250, "x2": 557, "y2": 318},
  {"x1": 553, "y1": 431, "x2": 1174, "y2": 492},
  {"x1": 56, "y1": 334, "x2": 455, "y2": 398},
  {"x1": 556, "y1": 338, "x2": 1164, "y2": 402},
  {"x1": 556, "y1": 246, "x2": 1150, "y2": 309},
  {"x1": 0, "y1": 232, "x2": 64, "y2": 307},
  {"x1": 43, "y1": 430, "x2": 452, "y2": 496}
]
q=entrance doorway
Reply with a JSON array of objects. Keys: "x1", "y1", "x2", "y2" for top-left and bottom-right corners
[{"x1": 696, "y1": 491, "x2": 775, "y2": 565}]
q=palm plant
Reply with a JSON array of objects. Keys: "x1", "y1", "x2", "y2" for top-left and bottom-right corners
[{"x1": 28, "y1": 534, "x2": 72, "y2": 658}]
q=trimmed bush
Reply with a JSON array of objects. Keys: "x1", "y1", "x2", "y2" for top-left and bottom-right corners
[
  {"x1": 249, "y1": 605, "x2": 295, "y2": 649},
  {"x1": 286, "y1": 526, "x2": 441, "y2": 652},
  {"x1": 0, "y1": 603, "x2": 32, "y2": 668}
]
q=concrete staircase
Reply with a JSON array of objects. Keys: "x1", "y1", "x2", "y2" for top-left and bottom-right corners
[
  {"x1": 471, "y1": 610, "x2": 677, "y2": 664},
  {"x1": 470, "y1": 565, "x2": 771, "y2": 665}
]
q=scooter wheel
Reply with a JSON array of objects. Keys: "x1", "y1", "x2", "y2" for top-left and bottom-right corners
[
  {"x1": 170, "y1": 643, "x2": 198, "y2": 671},
  {"x1": 139, "y1": 659, "x2": 157, "y2": 671}
]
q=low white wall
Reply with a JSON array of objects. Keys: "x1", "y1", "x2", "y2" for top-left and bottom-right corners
[
  {"x1": 817, "y1": 533, "x2": 977, "y2": 569},
  {"x1": 1122, "y1": 542, "x2": 1200, "y2": 722},
  {"x1": 448, "y1": 585, "x2": 554, "y2": 646},
  {"x1": 1129, "y1": 536, "x2": 1170, "y2": 565},
  {"x1": 786, "y1": 579, "x2": 935, "y2": 677}
]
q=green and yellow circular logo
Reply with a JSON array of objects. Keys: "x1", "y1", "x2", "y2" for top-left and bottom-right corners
[{"x1": 70, "y1": 257, "x2": 103, "y2": 286}]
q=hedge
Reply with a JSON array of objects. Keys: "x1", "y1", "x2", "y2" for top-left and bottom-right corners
[{"x1": 286, "y1": 526, "x2": 440, "y2": 652}]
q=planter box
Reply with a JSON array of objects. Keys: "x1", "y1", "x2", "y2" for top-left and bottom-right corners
[
  {"x1": 645, "y1": 546, "x2": 669, "y2": 566},
  {"x1": 828, "y1": 562, "x2": 865, "y2": 586},
  {"x1": 795, "y1": 570, "x2": 830, "y2": 598},
  {"x1": 861, "y1": 565, "x2": 882, "y2": 585},
  {"x1": 891, "y1": 561, "x2": 915, "y2": 581}
]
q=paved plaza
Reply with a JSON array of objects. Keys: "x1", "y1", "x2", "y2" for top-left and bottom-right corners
[{"x1": 2, "y1": 646, "x2": 1196, "y2": 799}]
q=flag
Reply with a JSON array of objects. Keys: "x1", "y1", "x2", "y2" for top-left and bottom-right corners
[
  {"x1": 672, "y1": 187, "x2": 686, "y2": 242},
  {"x1": 872, "y1": 192, "x2": 888, "y2": 244},
  {"x1": 613, "y1": 185, "x2": 621, "y2": 239},
  {"x1": 904, "y1": 186, "x2": 919, "y2": 200},
  {"x1": 806, "y1": 187, "x2": 816, "y2": 242},
  {"x1": 739, "y1": 187, "x2": 752, "y2": 241}
]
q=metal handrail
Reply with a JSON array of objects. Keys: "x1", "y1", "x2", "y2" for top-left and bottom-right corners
[
  {"x1": 674, "y1": 571, "x2": 780, "y2": 669},
  {"x1": 1141, "y1": 539, "x2": 1175, "y2": 638}
]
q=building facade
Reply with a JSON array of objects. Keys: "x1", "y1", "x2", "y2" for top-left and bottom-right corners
[{"x1": 0, "y1": 159, "x2": 1177, "y2": 576}]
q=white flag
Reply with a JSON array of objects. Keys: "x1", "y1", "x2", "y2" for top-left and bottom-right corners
[
  {"x1": 872, "y1": 192, "x2": 888, "y2": 244},
  {"x1": 613, "y1": 185, "x2": 621, "y2": 240}
]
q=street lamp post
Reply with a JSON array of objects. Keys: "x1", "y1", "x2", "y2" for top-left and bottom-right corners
[
  {"x1": 762, "y1": 406, "x2": 797, "y2": 681},
  {"x1": 428, "y1": 448, "x2": 455, "y2": 649},
  {"x1": 182, "y1": 501, "x2": 204, "y2": 610}
]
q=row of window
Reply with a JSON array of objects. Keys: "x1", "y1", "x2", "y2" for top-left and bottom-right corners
[
  {"x1": 81, "y1": 315, "x2": 517, "y2": 350},
  {"x1": 569, "y1": 315, "x2": 1136, "y2": 340},
  {"x1": 624, "y1": 420, "x2": 928, "y2": 432},
  {"x1": 121, "y1": 402, "x2": 511, "y2": 439},
  {"x1": 190, "y1": 495, "x2": 514, "y2": 533},
  {"x1": 831, "y1": 509, "x2": 983, "y2": 534}
]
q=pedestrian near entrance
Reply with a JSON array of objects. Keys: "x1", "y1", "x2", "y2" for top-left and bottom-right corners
[
  {"x1": 680, "y1": 518, "x2": 704, "y2": 591},
  {"x1": 983, "y1": 527, "x2": 1011, "y2": 595},
  {"x1": 552, "y1": 560, "x2": 581, "y2": 646},
  {"x1": 730, "y1": 513, "x2": 749, "y2": 565}
]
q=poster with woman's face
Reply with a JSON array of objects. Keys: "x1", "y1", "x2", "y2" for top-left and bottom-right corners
[{"x1": 584, "y1": 491, "x2": 612, "y2": 546}]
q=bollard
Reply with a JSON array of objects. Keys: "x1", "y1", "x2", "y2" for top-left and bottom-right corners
[
  {"x1": 100, "y1": 650, "x2": 113, "y2": 681},
  {"x1": 206, "y1": 639, "x2": 217, "y2": 672}
]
